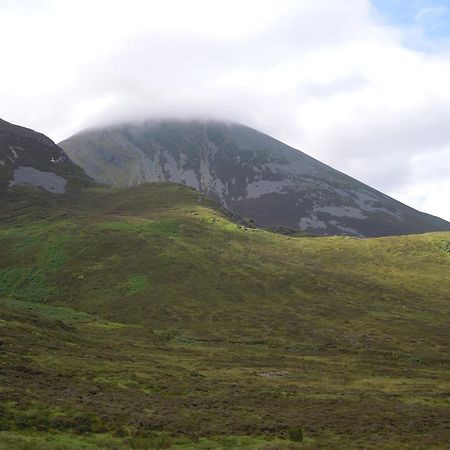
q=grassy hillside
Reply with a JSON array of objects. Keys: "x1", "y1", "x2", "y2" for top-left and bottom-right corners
[{"x1": 0, "y1": 183, "x2": 450, "y2": 449}]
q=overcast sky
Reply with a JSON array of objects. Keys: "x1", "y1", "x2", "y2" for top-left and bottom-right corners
[{"x1": 1, "y1": 0, "x2": 450, "y2": 220}]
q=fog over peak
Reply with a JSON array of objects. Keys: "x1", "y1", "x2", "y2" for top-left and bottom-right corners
[{"x1": 1, "y1": 0, "x2": 450, "y2": 220}]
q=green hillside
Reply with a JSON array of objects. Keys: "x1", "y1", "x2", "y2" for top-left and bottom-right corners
[{"x1": 1, "y1": 183, "x2": 450, "y2": 449}]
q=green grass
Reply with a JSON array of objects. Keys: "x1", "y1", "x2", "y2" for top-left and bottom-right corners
[
  {"x1": 0, "y1": 183, "x2": 449, "y2": 449},
  {"x1": 126, "y1": 275, "x2": 149, "y2": 295},
  {"x1": 99, "y1": 217, "x2": 180, "y2": 237},
  {"x1": 0, "y1": 220, "x2": 74, "y2": 302},
  {"x1": 0, "y1": 298, "x2": 93, "y2": 322}
]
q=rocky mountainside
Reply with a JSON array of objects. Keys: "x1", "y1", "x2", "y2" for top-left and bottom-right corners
[
  {"x1": 0, "y1": 118, "x2": 90, "y2": 194},
  {"x1": 59, "y1": 120, "x2": 450, "y2": 237}
]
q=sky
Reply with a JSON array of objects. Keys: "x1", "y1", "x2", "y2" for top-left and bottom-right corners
[{"x1": 1, "y1": 0, "x2": 450, "y2": 220}]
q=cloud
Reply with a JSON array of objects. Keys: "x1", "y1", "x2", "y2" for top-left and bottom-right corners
[
  {"x1": 0, "y1": 0, "x2": 450, "y2": 220},
  {"x1": 416, "y1": 5, "x2": 448, "y2": 25}
]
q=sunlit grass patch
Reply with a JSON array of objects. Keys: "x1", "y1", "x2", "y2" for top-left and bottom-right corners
[{"x1": 99, "y1": 218, "x2": 180, "y2": 236}]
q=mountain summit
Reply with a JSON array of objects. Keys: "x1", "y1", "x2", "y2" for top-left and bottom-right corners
[{"x1": 59, "y1": 120, "x2": 450, "y2": 237}]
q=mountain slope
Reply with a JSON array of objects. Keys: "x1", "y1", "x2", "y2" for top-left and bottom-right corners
[
  {"x1": 0, "y1": 118, "x2": 91, "y2": 194},
  {"x1": 1, "y1": 119, "x2": 450, "y2": 448},
  {"x1": 1, "y1": 182, "x2": 450, "y2": 448},
  {"x1": 59, "y1": 119, "x2": 450, "y2": 237}
]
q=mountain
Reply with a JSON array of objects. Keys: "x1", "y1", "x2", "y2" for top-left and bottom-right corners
[
  {"x1": 59, "y1": 119, "x2": 450, "y2": 237},
  {"x1": 1, "y1": 118, "x2": 450, "y2": 448},
  {"x1": 0, "y1": 118, "x2": 91, "y2": 195},
  {"x1": 1, "y1": 181, "x2": 450, "y2": 449}
]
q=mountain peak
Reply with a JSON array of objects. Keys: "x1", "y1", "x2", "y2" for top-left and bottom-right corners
[{"x1": 59, "y1": 119, "x2": 449, "y2": 237}]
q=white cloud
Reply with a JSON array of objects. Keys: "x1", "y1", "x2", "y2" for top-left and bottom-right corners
[
  {"x1": 1, "y1": 0, "x2": 449, "y2": 220},
  {"x1": 416, "y1": 5, "x2": 448, "y2": 25}
]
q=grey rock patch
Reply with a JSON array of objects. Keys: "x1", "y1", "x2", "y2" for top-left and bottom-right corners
[
  {"x1": 50, "y1": 154, "x2": 67, "y2": 163},
  {"x1": 246, "y1": 179, "x2": 291, "y2": 199},
  {"x1": 299, "y1": 215, "x2": 327, "y2": 230},
  {"x1": 329, "y1": 220, "x2": 363, "y2": 237},
  {"x1": 355, "y1": 190, "x2": 382, "y2": 204},
  {"x1": 9, "y1": 146, "x2": 18, "y2": 159},
  {"x1": 9, "y1": 166, "x2": 67, "y2": 194},
  {"x1": 314, "y1": 206, "x2": 368, "y2": 219},
  {"x1": 180, "y1": 168, "x2": 200, "y2": 190},
  {"x1": 336, "y1": 225, "x2": 362, "y2": 236},
  {"x1": 257, "y1": 370, "x2": 288, "y2": 377}
]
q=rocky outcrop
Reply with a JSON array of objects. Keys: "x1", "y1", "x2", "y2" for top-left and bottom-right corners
[{"x1": 0, "y1": 118, "x2": 90, "y2": 194}]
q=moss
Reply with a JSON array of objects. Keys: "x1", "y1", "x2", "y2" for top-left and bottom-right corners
[
  {"x1": 0, "y1": 267, "x2": 56, "y2": 303},
  {"x1": 126, "y1": 275, "x2": 148, "y2": 295}
]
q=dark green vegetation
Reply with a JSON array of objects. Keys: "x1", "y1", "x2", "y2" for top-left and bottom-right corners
[{"x1": 1, "y1": 183, "x2": 450, "y2": 449}]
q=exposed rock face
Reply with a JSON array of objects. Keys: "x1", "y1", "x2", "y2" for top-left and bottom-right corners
[
  {"x1": 59, "y1": 120, "x2": 450, "y2": 237},
  {"x1": 0, "y1": 118, "x2": 89, "y2": 194},
  {"x1": 9, "y1": 166, "x2": 67, "y2": 194}
]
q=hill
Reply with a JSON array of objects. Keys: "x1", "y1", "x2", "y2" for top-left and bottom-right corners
[
  {"x1": 1, "y1": 182, "x2": 450, "y2": 449},
  {"x1": 0, "y1": 118, "x2": 91, "y2": 195},
  {"x1": 59, "y1": 119, "x2": 450, "y2": 237}
]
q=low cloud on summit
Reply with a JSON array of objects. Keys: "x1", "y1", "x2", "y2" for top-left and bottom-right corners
[{"x1": 1, "y1": 0, "x2": 450, "y2": 219}]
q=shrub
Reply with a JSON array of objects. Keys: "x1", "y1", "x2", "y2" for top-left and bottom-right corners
[
  {"x1": 128, "y1": 434, "x2": 172, "y2": 449},
  {"x1": 288, "y1": 427, "x2": 304, "y2": 442}
]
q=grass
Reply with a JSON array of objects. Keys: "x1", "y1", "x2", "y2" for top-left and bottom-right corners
[
  {"x1": 99, "y1": 217, "x2": 180, "y2": 237},
  {"x1": 124, "y1": 275, "x2": 147, "y2": 294},
  {"x1": 0, "y1": 183, "x2": 449, "y2": 448},
  {"x1": 0, "y1": 219, "x2": 74, "y2": 302},
  {"x1": 0, "y1": 298, "x2": 93, "y2": 322}
]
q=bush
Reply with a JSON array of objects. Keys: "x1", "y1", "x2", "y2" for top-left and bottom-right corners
[
  {"x1": 288, "y1": 427, "x2": 304, "y2": 442},
  {"x1": 128, "y1": 434, "x2": 172, "y2": 449}
]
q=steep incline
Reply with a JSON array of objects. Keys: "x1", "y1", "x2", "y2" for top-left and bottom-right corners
[
  {"x1": 60, "y1": 120, "x2": 450, "y2": 237},
  {"x1": 0, "y1": 118, "x2": 90, "y2": 194}
]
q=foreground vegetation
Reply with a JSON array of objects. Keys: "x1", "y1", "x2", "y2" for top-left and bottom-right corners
[{"x1": 1, "y1": 184, "x2": 449, "y2": 449}]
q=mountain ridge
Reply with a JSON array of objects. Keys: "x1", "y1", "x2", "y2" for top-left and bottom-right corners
[{"x1": 0, "y1": 118, "x2": 91, "y2": 195}]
